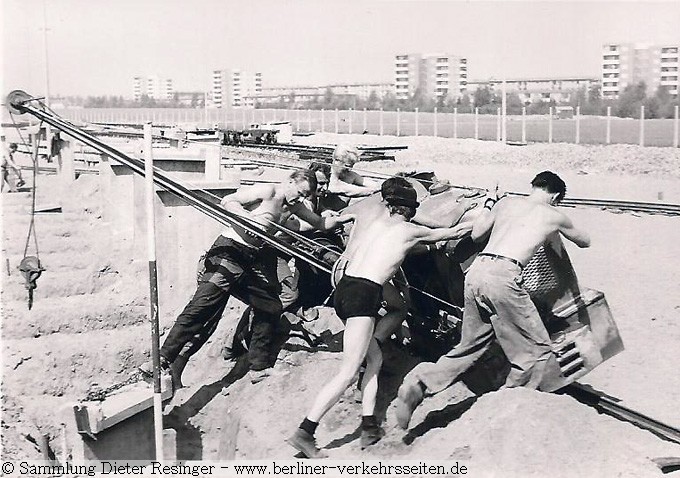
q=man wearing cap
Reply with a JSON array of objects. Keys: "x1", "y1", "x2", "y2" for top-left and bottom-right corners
[
  {"x1": 395, "y1": 171, "x2": 591, "y2": 429},
  {"x1": 288, "y1": 177, "x2": 473, "y2": 458},
  {"x1": 327, "y1": 144, "x2": 380, "y2": 200}
]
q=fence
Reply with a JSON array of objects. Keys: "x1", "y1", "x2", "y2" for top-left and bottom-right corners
[{"x1": 10, "y1": 105, "x2": 679, "y2": 148}]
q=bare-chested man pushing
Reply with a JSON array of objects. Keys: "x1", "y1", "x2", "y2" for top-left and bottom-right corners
[
  {"x1": 142, "y1": 170, "x2": 354, "y2": 385},
  {"x1": 288, "y1": 177, "x2": 472, "y2": 458},
  {"x1": 395, "y1": 171, "x2": 591, "y2": 429}
]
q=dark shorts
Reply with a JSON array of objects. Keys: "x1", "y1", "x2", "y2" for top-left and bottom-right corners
[{"x1": 334, "y1": 275, "x2": 383, "y2": 322}]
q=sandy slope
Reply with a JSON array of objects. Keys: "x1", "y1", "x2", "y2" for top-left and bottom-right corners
[{"x1": 2, "y1": 135, "x2": 679, "y2": 476}]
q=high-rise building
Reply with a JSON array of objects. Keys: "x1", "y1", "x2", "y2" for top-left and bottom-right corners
[
  {"x1": 212, "y1": 69, "x2": 263, "y2": 108},
  {"x1": 132, "y1": 75, "x2": 174, "y2": 101},
  {"x1": 601, "y1": 43, "x2": 679, "y2": 99},
  {"x1": 394, "y1": 53, "x2": 467, "y2": 101}
]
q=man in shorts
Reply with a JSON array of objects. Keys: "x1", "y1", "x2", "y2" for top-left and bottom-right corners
[
  {"x1": 395, "y1": 171, "x2": 591, "y2": 429},
  {"x1": 287, "y1": 177, "x2": 473, "y2": 458}
]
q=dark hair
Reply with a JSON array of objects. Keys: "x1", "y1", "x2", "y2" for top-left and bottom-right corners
[
  {"x1": 308, "y1": 162, "x2": 331, "y2": 179},
  {"x1": 531, "y1": 171, "x2": 566, "y2": 203},
  {"x1": 381, "y1": 177, "x2": 419, "y2": 219},
  {"x1": 9, "y1": 143, "x2": 18, "y2": 150},
  {"x1": 290, "y1": 169, "x2": 317, "y2": 192}
]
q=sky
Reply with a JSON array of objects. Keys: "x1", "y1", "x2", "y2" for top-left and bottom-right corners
[{"x1": 2, "y1": 0, "x2": 680, "y2": 98}]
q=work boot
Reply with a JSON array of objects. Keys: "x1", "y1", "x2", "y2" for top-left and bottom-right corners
[
  {"x1": 395, "y1": 381, "x2": 425, "y2": 429},
  {"x1": 360, "y1": 425, "x2": 385, "y2": 449},
  {"x1": 222, "y1": 342, "x2": 248, "y2": 361},
  {"x1": 138, "y1": 356, "x2": 171, "y2": 378},
  {"x1": 286, "y1": 428, "x2": 328, "y2": 459},
  {"x1": 248, "y1": 367, "x2": 290, "y2": 384}
]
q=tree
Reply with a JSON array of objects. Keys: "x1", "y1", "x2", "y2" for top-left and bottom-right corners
[
  {"x1": 366, "y1": 90, "x2": 380, "y2": 110},
  {"x1": 615, "y1": 81, "x2": 647, "y2": 118},
  {"x1": 473, "y1": 86, "x2": 493, "y2": 108}
]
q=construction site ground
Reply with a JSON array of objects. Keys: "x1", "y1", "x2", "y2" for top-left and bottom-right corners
[{"x1": 2, "y1": 133, "x2": 680, "y2": 477}]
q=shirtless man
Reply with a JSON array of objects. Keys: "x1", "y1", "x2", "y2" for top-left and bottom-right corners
[
  {"x1": 288, "y1": 177, "x2": 473, "y2": 458},
  {"x1": 144, "y1": 170, "x2": 354, "y2": 385},
  {"x1": 395, "y1": 171, "x2": 591, "y2": 429},
  {"x1": 327, "y1": 144, "x2": 380, "y2": 200}
]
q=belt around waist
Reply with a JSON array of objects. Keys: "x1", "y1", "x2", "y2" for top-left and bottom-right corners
[{"x1": 477, "y1": 253, "x2": 524, "y2": 270}]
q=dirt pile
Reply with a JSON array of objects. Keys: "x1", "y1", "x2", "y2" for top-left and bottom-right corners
[{"x1": 2, "y1": 135, "x2": 680, "y2": 476}]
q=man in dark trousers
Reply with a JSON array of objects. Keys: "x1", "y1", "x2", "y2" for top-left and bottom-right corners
[{"x1": 141, "y1": 169, "x2": 354, "y2": 385}]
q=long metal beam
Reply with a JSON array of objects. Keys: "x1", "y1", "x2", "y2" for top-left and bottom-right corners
[{"x1": 8, "y1": 95, "x2": 332, "y2": 273}]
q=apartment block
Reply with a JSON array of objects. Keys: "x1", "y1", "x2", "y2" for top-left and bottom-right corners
[
  {"x1": 601, "y1": 43, "x2": 679, "y2": 99},
  {"x1": 133, "y1": 75, "x2": 174, "y2": 101},
  {"x1": 467, "y1": 77, "x2": 599, "y2": 104},
  {"x1": 394, "y1": 53, "x2": 467, "y2": 101},
  {"x1": 212, "y1": 69, "x2": 263, "y2": 108},
  {"x1": 246, "y1": 82, "x2": 394, "y2": 106}
]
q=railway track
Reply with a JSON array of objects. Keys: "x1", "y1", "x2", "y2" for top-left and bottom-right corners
[
  {"x1": 225, "y1": 152, "x2": 680, "y2": 217},
  {"x1": 564, "y1": 383, "x2": 680, "y2": 446}
]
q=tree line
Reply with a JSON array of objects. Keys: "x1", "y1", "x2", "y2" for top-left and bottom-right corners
[{"x1": 60, "y1": 82, "x2": 679, "y2": 119}]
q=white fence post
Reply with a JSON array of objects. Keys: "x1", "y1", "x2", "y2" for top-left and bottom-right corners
[
  {"x1": 474, "y1": 107, "x2": 479, "y2": 140},
  {"x1": 575, "y1": 106, "x2": 581, "y2": 144},
  {"x1": 321, "y1": 109, "x2": 325, "y2": 133},
  {"x1": 453, "y1": 108, "x2": 458, "y2": 139},
  {"x1": 433, "y1": 107, "x2": 438, "y2": 137},
  {"x1": 379, "y1": 108, "x2": 384, "y2": 136},
  {"x1": 522, "y1": 107, "x2": 527, "y2": 143},
  {"x1": 606, "y1": 106, "x2": 612, "y2": 144},
  {"x1": 350, "y1": 109, "x2": 354, "y2": 134},
  {"x1": 242, "y1": 109, "x2": 246, "y2": 130},
  {"x1": 363, "y1": 108, "x2": 367, "y2": 133},
  {"x1": 397, "y1": 108, "x2": 401, "y2": 136},
  {"x1": 639, "y1": 105, "x2": 645, "y2": 147},
  {"x1": 674, "y1": 105, "x2": 679, "y2": 148},
  {"x1": 296, "y1": 109, "x2": 300, "y2": 132},
  {"x1": 308, "y1": 109, "x2": 312, "y2": 132},
  {"x1": 496, "y1": 108, "x2": 501, "y2": 141},
  {"x1": 334, "y1": 108, "x2": 339, "y2": 134},
  {"x1": 548, "y1": 107, "x2": 553, "y2": 144},
  {"x1": 415, "y1": 108, "x2": 419, "y2": 136}
]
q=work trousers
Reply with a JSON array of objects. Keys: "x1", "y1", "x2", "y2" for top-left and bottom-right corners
[
  {"x1": 160, "y1": 236, "x2": 283, "y2": 371},
  {"x1": 411, "y1": 255, "x2": 559, "y2": 393}
]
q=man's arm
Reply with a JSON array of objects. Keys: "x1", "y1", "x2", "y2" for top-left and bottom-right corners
[
  {"x1": 411, "y1": 221, "x2": 473, "y2": 244},
  {"x1": 220, "y1": 184, "x2": 274, "y2": 224},
  {"x1": 290, "y1": 202, "x2": 355, "y2": 230},
  {"x1": 558, "y1": 214, "x2": 591, "y2": 248},
  {"x1": 328, "y1": 172, "x2": 379, "y2": 198}
]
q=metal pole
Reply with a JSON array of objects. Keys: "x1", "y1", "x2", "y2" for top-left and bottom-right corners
[
  {"x1": 143, "y1": 123, "x2": 164, "y2": 463},
  {"x1": 674, "y1": 105, "x2": 679, "y2": 148},
  {"x1": 42, "y1": 1, "x2": 53, "y2": 161},
  {"x1": 639, "y1": 105, "x2": 645, "y2": 147},
  {"x1": 379, "y1": 108, "x2": 384, "y2": 136},
  {"x1": 363, "y1": 108, "x2": 367, "y2": 133},
  {"x1": 453, "y1": 107, "x2": 458, "y2": 139},
  {"x1": 242, "y1": 109, "x2": 246, "y2": 130},
  {"x1": 296, "y1": 109, "x2": 300, "y2": 132},
  {"x1": 414, "y1": 108, "x2": 419, "y2": 136},
  {"x1": 501, "y1": 79, "x2": 507, "y2": 142},
  {"x1": 474, "y1": 107, "x2": 479, "y2": 140},
  {"x1": 321, "y1": 109, "x2": 325, "y2": 132},
  {"x1": 575, "y1": 106, "x2": 581, "y2": 144},
  {"x1": 397, "y1": 108, "x2": 401, "y2": 136},
  {"x1": 606, "y1": 106, "x2": 611, "y2": 144},
  {"x1": 433, "y1": 107, "x2": 438, "y2": 137},
  {"x1": 522, "y1": 106, "x2": 527, "y2": 143},
  {"x1": 349, "y1": 109, "x2": 353, "y2": 134},
  {"x1": 496, "y1": 108, "x2": 501, "y2": 141},
  {"x1": 548, "y1": 107, "x2": 554, "y2": 144},
  {"x1": 335, "y1": 108, "x2": 339, "y2": 134},
  {"x1": 308, "y1": 109, "x2": 312, "y2": 132}
]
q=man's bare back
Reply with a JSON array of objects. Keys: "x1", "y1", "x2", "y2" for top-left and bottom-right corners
[{"x1": 474, "y1": 190, "x2": 590, "y2": 265}]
